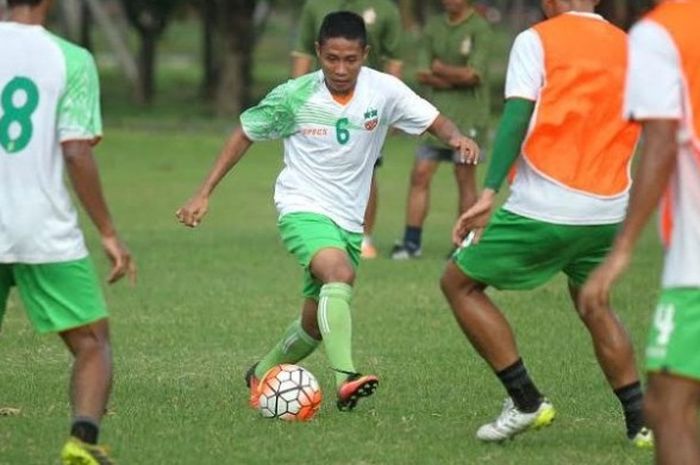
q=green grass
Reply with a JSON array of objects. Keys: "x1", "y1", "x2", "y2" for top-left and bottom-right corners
[{"x1": 0, "y1": 129, "x2": 661, "y2": 464}]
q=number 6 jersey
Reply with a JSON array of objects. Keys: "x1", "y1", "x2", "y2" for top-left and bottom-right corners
[
  {"x1": 240, "y1": 67, "x2": 439, "y2": 233},
  {"x1": 0, "y1": 23, "x2": 102, "y2": 263}
]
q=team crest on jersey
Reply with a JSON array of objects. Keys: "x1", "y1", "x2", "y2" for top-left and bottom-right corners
[
  {"x1": 364, "y1": 108, "x2": 379, "y2": 131},
  {"x1": 460, "y1": 36, "x2": 472, "y2": 56},
  {"x1": 362, "y1": 8, "x2": 377, "y2": 25}
]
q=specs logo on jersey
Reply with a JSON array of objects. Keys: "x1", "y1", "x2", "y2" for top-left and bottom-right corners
[
  {"x1": 301, "y1": 127, "x2": 329, "y2": 137},
  {"x1": 363, "y1": 8, "x2": 377, "y2": 26},
  {"x1": 364, "y1": 108, "x2": 379, "y2": 131}
]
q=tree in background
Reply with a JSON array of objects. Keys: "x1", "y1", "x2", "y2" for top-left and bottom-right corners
[
  {"x1": 121, "y1": 0, "x2": 182, "y2": 103},
  {"x1": 198, "y1": 0, "x2": 275, "y2": 117}
]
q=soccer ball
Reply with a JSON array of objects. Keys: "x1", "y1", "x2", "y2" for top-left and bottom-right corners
[{"x1": 258, "y1": 364, "x2": 322, "y2": 421}]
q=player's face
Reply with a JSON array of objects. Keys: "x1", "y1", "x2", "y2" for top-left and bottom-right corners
[{"x1": 316, "y1": 38, "x2": 368, "y2": 95}]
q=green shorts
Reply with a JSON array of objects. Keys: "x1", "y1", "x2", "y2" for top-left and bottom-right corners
[
  {"x1": 278, "y1": 212, "x2": 362, "y2": 299},
  {"x1": 646, "y1": 288, "x2": 700, "y2": 381},
  {"x1": 452, "y1": 209, "x2": 619, "y2": 290},
  {"x1": 0, "y1": 257, "x2": 108, "y2": 333}
]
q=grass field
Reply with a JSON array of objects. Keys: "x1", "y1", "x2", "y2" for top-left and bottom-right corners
[{"x1": 0, "y1": 128, "x2": 663, "y2": 464}]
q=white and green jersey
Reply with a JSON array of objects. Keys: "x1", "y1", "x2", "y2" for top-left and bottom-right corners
[
  {"x1": 240, "y1": 67, "x2": 439, "y2": 232},
  {"x1": 0, "y1": 23, "x2": 102, "y2": 263}
]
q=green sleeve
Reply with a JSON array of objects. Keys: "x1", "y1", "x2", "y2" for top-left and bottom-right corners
[
  {"x1": 294, "y1": 1, "x2": 317, "y2": 57},
  {"x1": 52, "y1": 36, "x2": 103, "y2": 143},
  {"x1": 469, "y1": 20, "x2": 492, "y2": 78},
  {"x1": 483, "y1": 98, "x2": 535, "y2": 191},
  {"x1": 380, "y1": 4, "x2": 403, "y2": 61},
  {"x1": 239, "y1": 82, "x2": 296, "y2": 141}
]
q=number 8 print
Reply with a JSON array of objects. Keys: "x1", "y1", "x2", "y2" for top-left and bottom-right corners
[{"x1": 0, "y1": 77, "x2": 39, "y2": 154}]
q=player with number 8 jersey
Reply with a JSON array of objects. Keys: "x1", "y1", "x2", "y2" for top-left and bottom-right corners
[
  {"x1": 0, "y1": 21, "x2": 101, "y2": 262},
  {"x1": 1, "y1": 1, "x2": 135, "y2": 463},
  {"x1": 177, "y1": 11, "x2": 479, "y2": 412}
]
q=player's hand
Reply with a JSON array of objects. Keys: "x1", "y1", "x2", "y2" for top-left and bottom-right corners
[
  {"x1": 101, "y1": 234, "x2": 136, "y2": 285},
  {"x1": 176, "y1": 194, "x2": 209, "y2": 228},
  {"x1": 578, "y1": 248, "x2": 631, "y2": 312},
  {"x1": 431, "y1": 59, "x2": 446, "y2": 74},
  {"x1": 416, "y1": 69, "x2": 432, "y2": 84},
  {"x1": 451, "y1": 190, "x2": 494, "y2": 246},
  {"x1": 450, "y1": 135, "x2": 480, "y2": 165}
]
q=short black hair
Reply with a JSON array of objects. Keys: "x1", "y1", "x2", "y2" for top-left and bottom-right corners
[
  {"x1": 7, "y1": 0, "x2": 43, "y2": 6},
  {"x1": 317, "y1": 11, "x2": 368, "y2": 48}
]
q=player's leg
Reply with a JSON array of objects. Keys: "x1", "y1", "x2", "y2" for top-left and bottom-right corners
[
  {"x1": 440, "y1": 210, "x2": 561, "y2": 441},
  {"x1": 392, "y1": 145, "x2": 441, "y2": 259},
  {"x1": 311, "y1": 234, "x2": 378, "y2": 410},
  {"x1": 645, "y1": 373, "x2": 700, "y2": 465},
  {"x1": 361, "y1": 164, "x2": 380, "y2": 259},
  {"x1": 247, "y1": 298, "x2": 321, "y2": 408},
  {"x1": 564, "y1": 224, "x2": 649, "y2": 445},
  {"x1": 453, "y1": 162, "x2": 477, "y2": 218},
  {"x1": 251, "y1": 298, "x2": 321, "y2": 378},
  {"x1": 247, "y1": 213, "x2": 330, "y2": 402},
  {"x1": 0, "y1": 264, "x2": 13, "y2": 332},
  {"x1": 568, "y1": 284, "x2": 647, "y2": 443},
  {"x1": 11, "y1": 260, "x2": 114, "y2": 463},
  {"x1": 59, "y1": 319, "x2": 112, "y2": 441},
  {"x1": 257, "y1": 213, "x2": 376, "y2": 410}
]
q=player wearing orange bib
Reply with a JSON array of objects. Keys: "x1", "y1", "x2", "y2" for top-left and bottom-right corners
[
  {"x1": 581, "y1": 1, "x2": 700, "y2": 463},
  {"x1": 439, "y1": 0, "x2": 652, "y2": 445}
]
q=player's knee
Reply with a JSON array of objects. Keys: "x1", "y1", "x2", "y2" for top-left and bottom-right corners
[
  {"x1": 326, "y1": 266, "x2": 355, "y2": 285},
  {"x1": 410, "y1": 166, "x2": 432, "y2": 190},
  {"x1": 62, "y1": 320, "x2": 111, "y2": 357},
  {"x1": 440, "y1": 264, "x2": 479, "y2": 298}
]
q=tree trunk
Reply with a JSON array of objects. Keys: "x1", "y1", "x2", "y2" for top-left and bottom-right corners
[
  {"x1": 138, "y1": 32, "x2": 157, "y2": 104},
  {"x1": 200, "y1": 0, "x2": 219, "y2": 100},
  {"x1": 80, "y1": 0, "x2": 93, "y2": 51},
  {"x1": 214, "y1": 0, "x2": 255, "y2": 117}
]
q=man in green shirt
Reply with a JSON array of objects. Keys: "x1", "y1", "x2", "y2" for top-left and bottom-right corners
[
  {"x1": 292, "y1": 0, "x2": 403, "y2": 259},
  {"x1": 392, "y1": 0, "x2": 491, "y2": 259}
]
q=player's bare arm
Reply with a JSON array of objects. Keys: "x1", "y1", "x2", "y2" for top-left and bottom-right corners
[
  {"x1": 427, "y1": 114, "x2": 479, "y2": 165},
  {"x1": 431, "y1": 58, "x2": 481, "y2": 87},
  {"x1": 176, "y1": 127, "x2": 253, "y2": 228},
  {"x1": 62, "y1": 140, "x2": 136, "y2": 284},
  {"x1": 580, "y1": 120, "x2": 679, "y2": 310},
  {"x1": 417, "y1": 69, "x2": 453, "y2": 89},
  {"x1": 291, "y1": 52, "x2": 313, "y2": 78}
]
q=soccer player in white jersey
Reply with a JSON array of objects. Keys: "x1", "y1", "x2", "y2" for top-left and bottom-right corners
[
  {"x1": 581, "y1": 1, "x2": 700, "y2": 463},
  {"x1": 0, "y1": 0, "x2": 135, "y2": 463},
  {"x1": 177, "y1": 11, "x2": 478, "y2": 411}
]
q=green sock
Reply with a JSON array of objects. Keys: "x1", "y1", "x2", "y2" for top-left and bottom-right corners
[
  {"x1": 318, "y1": 282, "x2": 355, "y2": 388},
  {"x1": 254, "y1": 319, "x2": 320, "y2": 378}
]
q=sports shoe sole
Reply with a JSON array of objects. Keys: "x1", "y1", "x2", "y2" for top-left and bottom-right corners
[{"x1": 337, "y1": 377, "x2": 379, "y2": 411}]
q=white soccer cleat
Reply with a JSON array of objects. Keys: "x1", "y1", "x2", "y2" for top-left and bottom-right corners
[
  {"x1": 630, "y1": 426, "x2": 654, "y2": 449},
  {"x1": 476, "y1": 397, "x2": 556, "y2": 442}
]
